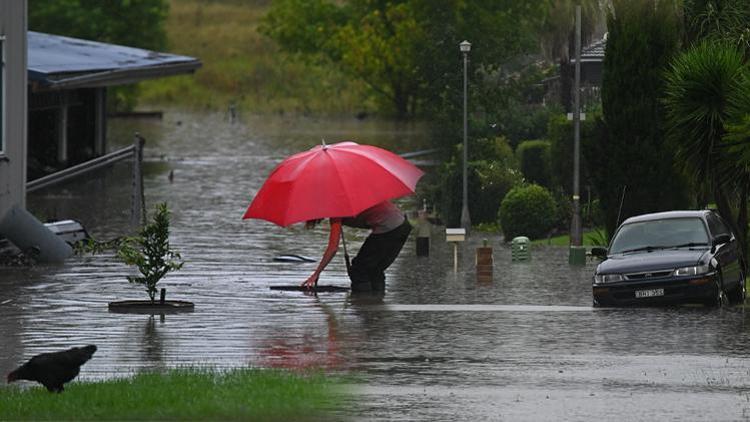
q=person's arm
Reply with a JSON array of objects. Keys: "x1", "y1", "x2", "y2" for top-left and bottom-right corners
[{"x1": 302, "y1": 218, "x2": 342, "y2": 288}]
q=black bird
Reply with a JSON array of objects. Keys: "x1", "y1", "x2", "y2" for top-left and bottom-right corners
[{"x1": 7, "y1": 345, "x2": 97, "y2": 392}]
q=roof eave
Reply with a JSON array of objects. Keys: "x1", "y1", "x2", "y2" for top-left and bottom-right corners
[{"x1": 31, "y1": 60, "x2": 202, "y2": 92}]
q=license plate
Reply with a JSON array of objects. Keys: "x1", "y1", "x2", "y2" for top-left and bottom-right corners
[{"x1": 635, "y1": 288, "x2": 664, "y2": 298}]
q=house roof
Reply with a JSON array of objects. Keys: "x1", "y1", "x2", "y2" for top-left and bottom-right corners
[
  {"x1": 571, "y1": 36, "x2": 606, "y2": 64},
  {"x1": 28, "y1": 31, "x2": 201, "y2": 90}
]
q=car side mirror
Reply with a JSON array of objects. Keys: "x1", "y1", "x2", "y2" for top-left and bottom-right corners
[
  {"x1": 713, "y1": 233, "x2": 731, "y2": 246},
  {"x1": 590, "y1": 246, "x2": 608, "y2": 259}
]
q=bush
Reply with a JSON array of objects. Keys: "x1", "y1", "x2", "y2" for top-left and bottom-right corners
[
  {"x1": 516, "y1": 140, "x2": 551, "y2": 188},
  {"x1": 499, "y1": 184, "x2": 557, "y2": 240}
]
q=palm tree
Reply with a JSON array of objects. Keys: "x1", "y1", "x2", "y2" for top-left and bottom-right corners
[
  {"x1": 663, "y1": 39, "x2": 750, "y2": 262},
  {"x1": 683, "y1": 0, "x2": 750, "y2": 56}
]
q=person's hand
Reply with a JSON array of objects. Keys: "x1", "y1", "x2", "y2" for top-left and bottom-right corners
[{"x1": 301, "y1": 273, "x2": 319, "y2": 289}]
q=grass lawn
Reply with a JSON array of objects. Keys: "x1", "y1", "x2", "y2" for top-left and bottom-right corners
[
  {"x1": 138, "y1": 0, "x2": 370, "y2": 114},
  {"x1": 0, "y1": 368, "x2": 346, "y2": 421},
  {"x1": 531, "y1": 229, "x2": 607, "y2": 247}
]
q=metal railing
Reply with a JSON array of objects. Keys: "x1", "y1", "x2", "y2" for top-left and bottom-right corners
[{"x1": 26, "y1": 133, "x2": 146, "y2": 228}]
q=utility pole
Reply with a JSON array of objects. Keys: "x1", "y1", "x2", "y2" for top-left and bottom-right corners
[{"x1": 569, "y1": 5, "x2": 586, "y2": 265}]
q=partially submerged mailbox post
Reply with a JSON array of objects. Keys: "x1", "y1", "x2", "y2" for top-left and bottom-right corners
[
  {"x1": 476, "y1": 239, "x2": 493, "y2": 282},
  {"x1": 416, "y1": 208, "x2": 431, "y2": 257},
  {"x1": 446, "y1": 228, "x2": 466, "y2": 272}
]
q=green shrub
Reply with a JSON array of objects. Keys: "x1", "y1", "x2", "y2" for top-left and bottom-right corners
[
  {"x1": 499, "y1": 184, "x2": 557, "y2": 240},
  {"x1": 516, "y1": 140, "x2": 551, "y2": 188}
]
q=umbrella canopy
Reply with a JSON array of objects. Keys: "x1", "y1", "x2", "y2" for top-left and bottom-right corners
[{"x1": 243, "y1": 141, "x2": 424, "y2": 227}]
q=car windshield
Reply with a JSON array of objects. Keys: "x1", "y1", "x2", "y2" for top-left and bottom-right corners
[{"x1": 609, "y1": 217, "x2": 710, "y2": 254}]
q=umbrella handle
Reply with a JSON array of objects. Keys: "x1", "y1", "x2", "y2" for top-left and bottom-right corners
[{"x1": 340, "y1": 228, "x2": 352, "y2": 275}]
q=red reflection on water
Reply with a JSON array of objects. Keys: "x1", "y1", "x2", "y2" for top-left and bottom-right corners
[{"x1": 258, "y1": 301, "x2": 343, "y2": 370}]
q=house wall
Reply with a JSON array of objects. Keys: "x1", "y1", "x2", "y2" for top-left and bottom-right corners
[{"x1": 0, "y1": 1, "x2": 27, "y2": 219}]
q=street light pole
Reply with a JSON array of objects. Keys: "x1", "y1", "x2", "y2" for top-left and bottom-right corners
[{"x1": 460, "y1": 40, "x2": 471, "y2": 231}]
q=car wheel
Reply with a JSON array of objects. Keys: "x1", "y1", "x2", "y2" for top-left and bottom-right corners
[
  {"x1": 719, "y1": 288, "x2": 729, "y2": 307},
  {"x1": 705, "y1": 280, "x2": 729, "y2": 308},
  {"x1": 728, "y1": 271, "x2": 746, "y2": 305}
]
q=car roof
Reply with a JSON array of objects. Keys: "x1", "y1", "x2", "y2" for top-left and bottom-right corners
[{"x1": 621, "y1": 210, "x2": 710, "y2": 224}]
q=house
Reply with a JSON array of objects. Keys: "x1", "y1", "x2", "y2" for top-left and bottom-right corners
[
  {"x1": 27, "y1": 31, "x2": 201, "y2": 179},
  {"x1": 0, "y1": 1, "x2": 200, "y2": 261},
  {"x1": 572, "y1": 35, "x2": 605, "y2": 85},
  {"x1": 563, "y1": 35, "x2": 606, "y2": 112}
]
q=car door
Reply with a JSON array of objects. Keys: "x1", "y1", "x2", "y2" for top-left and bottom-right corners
[{"x1": 706, "y1": 212, "x2": 741, "y2": 284}]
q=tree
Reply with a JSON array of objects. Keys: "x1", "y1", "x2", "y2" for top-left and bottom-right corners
[
  {"x1": 29, "y1": 0, "x2": 169, "y2": 51},
  {"x1": 261, "y1": 0, "x2": 546, "y2": 119},
  {"x1": 682, "y1": 0, "x2": 750, "y2": 55},
  {"x1": 538, "y1": 0, "x2": 605, "y2": 62},
  {"x1": 663, "y1": 40, "x2": 750, "y2": 263},
  {"x1": 588, "y1": 0, "x2": 690, "y2": 237},
  {"x1": 118, "y1": 203, "x2": 183, "y2": 302},
  {"x1": 435, "y1": 136, "x2": 521, "y2": 226},
  {"x1": 516, "y1": 140, "x2": 552, "y2": 188}
]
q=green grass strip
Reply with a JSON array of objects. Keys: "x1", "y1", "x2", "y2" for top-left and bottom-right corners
[
  {"x1": 0, "y1": 368, "x2": 346, "y2": 421},
  {"x1": 531, "y1": 229, "x2": 606, "y2": 246}
]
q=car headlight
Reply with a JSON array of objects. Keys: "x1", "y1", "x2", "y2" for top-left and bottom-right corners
[
  {"x1": 673, "y1": 264, "x2": 710, "y2": 277},
  {"x1": 594, "y1": 273, "x2": 623, "y2": 284}
]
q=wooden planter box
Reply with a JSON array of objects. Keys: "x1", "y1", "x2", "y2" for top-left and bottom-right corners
[{"x1": 108, "y1": 300, "x2": 194, "y2": 314}]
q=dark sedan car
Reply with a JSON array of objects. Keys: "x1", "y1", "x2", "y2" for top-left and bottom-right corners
[{"x1": 591, "y1": 210, "x2": 745, "y2": 307}]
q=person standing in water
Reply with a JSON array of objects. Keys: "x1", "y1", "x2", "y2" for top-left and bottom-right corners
[{"x1": 302, "y1": 200, "x2": 412, "y2": 292}]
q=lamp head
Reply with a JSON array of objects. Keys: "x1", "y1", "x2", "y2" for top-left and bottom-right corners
[{"x1": 459, "y1": 40, "x2": 471, "y2": 53}]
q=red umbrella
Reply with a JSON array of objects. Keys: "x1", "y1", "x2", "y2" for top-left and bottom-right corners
[{"x1": 243, "y1": 141, "x2": 424, "y2": 226}]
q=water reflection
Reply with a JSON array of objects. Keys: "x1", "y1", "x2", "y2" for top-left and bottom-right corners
[
  {"x1": 2, "y1": 111, "x2": 750, "y2": 420},
  {"x1": 258, "y1": 299, "x2": 344, "y2": 370},
  {"x1": 140, "y1": 315, "x2": 165, "y2": 368}
]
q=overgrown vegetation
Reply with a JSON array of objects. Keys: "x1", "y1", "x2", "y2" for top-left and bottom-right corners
[{"x1": 0, "y1": 368, "x2": 346, "y2": 421}]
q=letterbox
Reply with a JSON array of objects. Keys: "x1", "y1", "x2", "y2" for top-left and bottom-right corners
[{"x1": 446, "y1": 228, "x2": 466, "y2": 242}]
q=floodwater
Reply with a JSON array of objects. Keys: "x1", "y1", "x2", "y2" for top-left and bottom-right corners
[{"x1": 3, "y1": 111, "x2": 750, "y2": 421}]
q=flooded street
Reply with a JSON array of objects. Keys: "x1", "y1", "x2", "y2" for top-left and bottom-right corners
[{"x1": 2, "y1": 111, "x2": 750, "y2": 421}]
